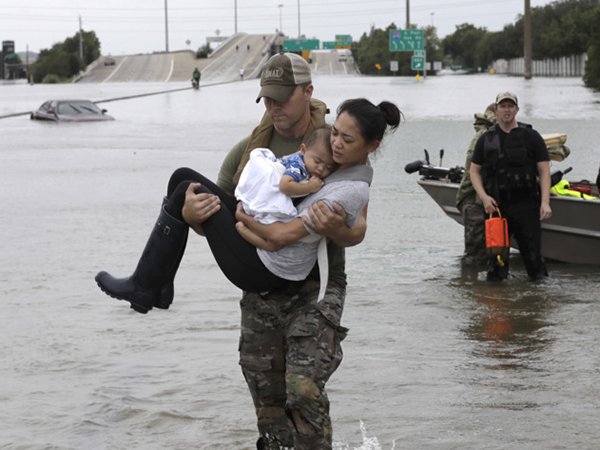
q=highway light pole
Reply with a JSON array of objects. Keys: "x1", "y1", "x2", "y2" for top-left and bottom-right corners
[
  {"x1": 164, "y1": 0, "x2": 169, "y2": 52},
  {"x1": 278, "y1": 4, "x2": 283, "y2": 33},
  {"x1": 524, "y1": 0, "x2": 532, "y2": 79},
  {"x1": 79, "y1": 16, "x2": 83, "y2": 60}
]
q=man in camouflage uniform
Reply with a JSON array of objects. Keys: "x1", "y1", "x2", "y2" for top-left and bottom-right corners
[
  {"x1": 455, "y1": 103, "x2": 497, "y2": 267},
  {"x1": 183, "y1": 53, "x2": 367, "y2": 450}
]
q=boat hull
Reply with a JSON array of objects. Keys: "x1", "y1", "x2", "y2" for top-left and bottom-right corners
[{"x1": 417, "y1": 178, "x2": 600, "y2": 265}]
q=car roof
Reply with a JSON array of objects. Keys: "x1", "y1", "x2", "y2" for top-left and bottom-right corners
[{"x1": 52, "y1": 99, "x2": 97, "y2": 103}]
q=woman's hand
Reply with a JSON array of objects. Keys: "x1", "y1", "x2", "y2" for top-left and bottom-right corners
[
  {"x1": 237, "y1": 202, "x2": 308, "y2": 247},
  {"x1": 235, "y1": 201, "x2": 252, "y2": 224},
  {"x1": 236, "y1": 222, "x2": 282, "y2": 251},
  {"x1": 181, "y1": 183, "x2": 221, "y2": 234}
]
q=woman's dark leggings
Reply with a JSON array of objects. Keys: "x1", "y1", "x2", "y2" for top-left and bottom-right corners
[{"x1": 163, "y1": 167, "x2": 286, "y2": 293}]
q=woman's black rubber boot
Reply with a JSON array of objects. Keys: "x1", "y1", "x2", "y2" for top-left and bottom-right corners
[
  {"x1": 152, "y1": 197, "x2": 188, "y2": 310},
  {"x1": 153, "y1": 226, "x2": 188, "y2": 310},
  {"x1": 95, "y1": 206, "x2": 188, "y2": 314}
]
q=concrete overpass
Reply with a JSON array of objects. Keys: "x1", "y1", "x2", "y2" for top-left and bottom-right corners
[{"x1": 78, "y1": 34, "x2": 356, "y2": 85}]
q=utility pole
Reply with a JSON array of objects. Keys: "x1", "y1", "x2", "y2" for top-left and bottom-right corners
[
  {"x1": 524, "y1": 0, "x2": 532, "y2": 79},
  {"x1": 278, "y1": 4, "x2": 283, "y2": 33},
  {"x1": 298, "y1": 0, "x2": 301, "y2": 38},
  {"x1": 235, "y1": 0, "x2": 238, "y2": 33},
  {"x1": 79, "y1": 15, "x2": 83, "y2": 60},
  {"x1": 164, "y1": 0, "x2": 169, "y2": 52},
  {"x1": 27, "y1": 44, "x2": 30, "y2": 83},
  {"x1": 406, "y1": 0, "x2": 410, "y2": 28}
]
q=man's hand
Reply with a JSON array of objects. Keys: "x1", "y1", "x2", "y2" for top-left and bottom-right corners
[
  {"x1": 303, "y1": 200, "x2": 367, "y2": 248},
  {"x1": 303, "y1": 200, "x2": 347, "y2": 236},
  {"x1": 181, "y1": 183, "x2": 221, "y2": 234},
  {"x1": 481, "y1": 194, "x2": 499, "y2": 214},
  {"x1": 540, "y1": 202, "x2": 552, "y2": 221}
]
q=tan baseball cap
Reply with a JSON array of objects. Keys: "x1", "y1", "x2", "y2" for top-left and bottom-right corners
[
  {"x1": 256, "y1": 52, "x2": 312, "y2": 103},
  {"x1": 495, "y1": 91, "x2": 518, "y2": 106}
]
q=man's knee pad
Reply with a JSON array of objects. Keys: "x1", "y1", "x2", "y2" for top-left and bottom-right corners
[{"x1": 285, "y1": 374, "x2": 328, "y2": 436}]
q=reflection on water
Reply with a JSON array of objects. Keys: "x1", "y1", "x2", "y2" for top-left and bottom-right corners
[{"x1": 465, "y1": 281, "x2": 555, "y2": 372}]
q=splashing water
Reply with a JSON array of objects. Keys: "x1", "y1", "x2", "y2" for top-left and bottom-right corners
[{"x1": 333, "y1": 421, "x2": 396, "y2": 450}]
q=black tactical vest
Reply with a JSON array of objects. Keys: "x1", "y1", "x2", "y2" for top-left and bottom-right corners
[{"x1": 481, "y1": 123, "x2": 538, "y2": 197}]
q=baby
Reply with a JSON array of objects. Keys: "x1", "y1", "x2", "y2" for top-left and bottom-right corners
[{"x1": 235, "y1": 127, "x2": 338, "y2": 226}]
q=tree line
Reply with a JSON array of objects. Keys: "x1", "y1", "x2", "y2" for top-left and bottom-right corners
[
  {"x1": 352, "y1": 0, "x2": 600, "y2": 91},
  {"x1": 0, "y1": 30, "x2": 101, "y2": 83},
  {"x1": 32, "y1": 30, "x2": 102, "y2": 83}
]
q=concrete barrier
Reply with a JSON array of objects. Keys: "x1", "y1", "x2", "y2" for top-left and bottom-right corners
[{"x1": 491, "y1": 54, "x2": 587, "y2": 77}]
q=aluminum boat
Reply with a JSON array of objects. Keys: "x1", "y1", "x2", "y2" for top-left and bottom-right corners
[{"x1": 406, "y1": 153, "x2": 600, "y2": 265}]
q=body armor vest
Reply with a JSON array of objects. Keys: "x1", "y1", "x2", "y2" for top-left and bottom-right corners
[{"x1": 481, "y1": 123, "x2": 538, "y2": 197}]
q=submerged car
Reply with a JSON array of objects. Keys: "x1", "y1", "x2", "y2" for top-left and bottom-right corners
[{"x1": 30, "y1": 100, "x2": 115, "y2": 122}]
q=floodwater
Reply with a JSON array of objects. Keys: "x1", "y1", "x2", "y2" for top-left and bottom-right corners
[{"x1": 2, "y1": 74, "x2": 600, "y2": 450}]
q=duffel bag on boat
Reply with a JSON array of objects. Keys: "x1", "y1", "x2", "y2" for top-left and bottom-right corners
[{"x1": 486, "y1": 208, "x2": 509, "y2": 266}]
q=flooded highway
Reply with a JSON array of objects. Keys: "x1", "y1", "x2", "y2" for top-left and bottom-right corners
[{"x1": 2, "y1": 73, "x2": 600, "y2": 450}]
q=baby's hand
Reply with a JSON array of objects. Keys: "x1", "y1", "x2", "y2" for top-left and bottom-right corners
[{"x1": 307, "y1": 176, "x2": 325, "y2": 193}]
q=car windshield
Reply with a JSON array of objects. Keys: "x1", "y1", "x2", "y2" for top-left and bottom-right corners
[{"x1": 57, "y1": 102, "x2": 102, "y2": 115}]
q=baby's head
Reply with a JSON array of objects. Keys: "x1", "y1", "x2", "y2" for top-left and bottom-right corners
[{"x1": 301, "y1": 127, "x2": 338, "y2": 179}]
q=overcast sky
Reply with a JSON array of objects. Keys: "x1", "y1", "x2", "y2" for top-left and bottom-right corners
[{"x1": 2, "y1": 0, "x2": 556, "y2": 56}]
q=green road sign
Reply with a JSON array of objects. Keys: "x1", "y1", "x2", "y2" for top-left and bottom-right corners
[
  {"x1": 335, "y1": 34, "x2": 352, "y2": 48},
  {"x1": 414, "y1": 50, "x2": 426, "y2": 57},
  {"x1": 283, "y1": 39, "x2": 320, "y2": 51},
  {"x1": 390, "y1": 29, "x2": 424, "y2": 51},
  {"x1": 411, "y1": 56, "x2": 425, "y2": 70},
  {"x1": 323, "y1": 41, "x2": 336, "y2": 50}
]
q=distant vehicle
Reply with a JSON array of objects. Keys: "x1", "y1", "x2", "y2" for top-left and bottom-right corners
[
  {"x1": 104, "y1": 56, "x2": 116, "y2": 66},
  {"x1": 338, "y1": 53, "x2": 348, "y2": 62},
  {"x1": 30, "y1": 100, "x2": 115, "y2": 122}
]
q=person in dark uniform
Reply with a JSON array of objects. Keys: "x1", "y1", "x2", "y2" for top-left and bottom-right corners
[
  {"x1": 470, "y1": 91, "x2": 552, "y2": 281},
  {"x1": 192, "y1": 67, "x2": 201, "y2": 88}
]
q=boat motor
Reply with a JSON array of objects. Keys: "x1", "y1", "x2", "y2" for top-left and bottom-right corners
[
  {"x1": 404, "y1": 149, "x2": 464, "y2": 183},
  {"x1": 550, "y1": 166, "x2": 572, "y2": 187}
]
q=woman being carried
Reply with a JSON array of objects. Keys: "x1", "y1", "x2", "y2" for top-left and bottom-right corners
[{"x1": 95, "y1": 98, "x2": 401, "y2": 314}]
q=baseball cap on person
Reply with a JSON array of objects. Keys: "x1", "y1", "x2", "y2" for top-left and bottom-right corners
[
  {"x1": 256, "y1": 52, "x2": 312, "y2": 103},
  {"x1": 495, "y1": 91, "x2": 518, "y2": 106}
]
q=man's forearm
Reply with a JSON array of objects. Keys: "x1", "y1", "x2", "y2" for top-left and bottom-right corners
[
  {"x1": 330, "y1": 218, "x2": 366, "y2": 247},
  {"x1": 538, "y1": 161, "x2": 551, "y2": 205}
]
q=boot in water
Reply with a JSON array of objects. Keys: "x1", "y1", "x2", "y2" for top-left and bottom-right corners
[{"x1": 95, "y1": 206, "x2": 188, "y2": 314}]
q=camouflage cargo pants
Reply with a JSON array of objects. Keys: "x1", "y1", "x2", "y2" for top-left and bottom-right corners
[
  {"x1": 460, "y1": 195, "x2": 487, "y2": 266},
  {"x1": 239, "y1": 279, "x2": 347, "y2": 450}
]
